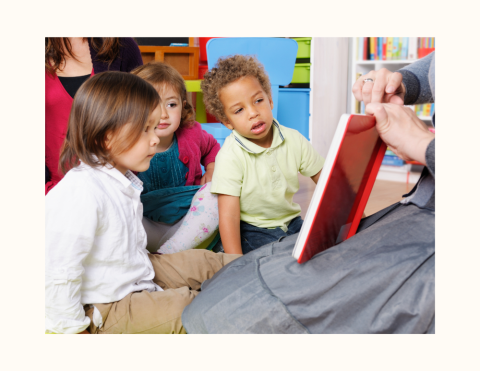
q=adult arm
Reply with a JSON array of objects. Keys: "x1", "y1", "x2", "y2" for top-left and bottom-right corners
[
  {"x1": 45, "y1": 181, "x2": 99, "y2": 334},
  {"x1": 397, "y1": 52, "x2": 435, "y2": 105},
  {"x1": 218, "y1": 194, "x2": 243, "y2": 254}
]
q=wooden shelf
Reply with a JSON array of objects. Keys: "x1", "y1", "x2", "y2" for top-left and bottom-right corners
[{"x1": 139, "y1": 46, "x2": 199, "y2": 80}]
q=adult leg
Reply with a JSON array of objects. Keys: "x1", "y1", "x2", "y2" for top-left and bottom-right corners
[{"x1": 183, "y1": 204, "x2": 435, "y2": 334}]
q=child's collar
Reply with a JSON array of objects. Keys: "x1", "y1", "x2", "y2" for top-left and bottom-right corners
[{"x1": 232, "y1": 119, "x2": 285, "y2": 154}]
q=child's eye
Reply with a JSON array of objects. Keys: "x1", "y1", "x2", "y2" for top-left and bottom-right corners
[
  {"x1": 234, "y1": 108, "x2": 243, "y2": 114},
  {"x1": 256, "y1": 98, "x2": 264, "y2": 104},
  {"x1": 167, "y1": 103, "x2": 177, "y2": 108}
]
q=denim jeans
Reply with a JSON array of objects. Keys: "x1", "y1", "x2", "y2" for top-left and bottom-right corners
[{"x1": 239, "y1": 216, "x2": 303, "y2": 254}]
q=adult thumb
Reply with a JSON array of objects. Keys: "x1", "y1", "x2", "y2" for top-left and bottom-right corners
[{"x1": 365, "y1": 102, "x2": 390, "y2": 136}]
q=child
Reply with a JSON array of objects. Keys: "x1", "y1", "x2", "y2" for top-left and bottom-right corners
[
  {"x1": 201, "y1": 55, "x2": 325, "y2": 255},
  {"x1": 45, "y1": 71, "x2": 240, "y2": 334},
  {"x1": 131, "y1": 62, "x2": 221, "y2": 254}
]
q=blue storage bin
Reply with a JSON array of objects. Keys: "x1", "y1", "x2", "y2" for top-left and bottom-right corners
[
  {"x1": 201, "y1": 123, "x2": 232, "y2": 147},
  {"x1": 277, "y1": 88, "x2": 310, "y2": 140}
]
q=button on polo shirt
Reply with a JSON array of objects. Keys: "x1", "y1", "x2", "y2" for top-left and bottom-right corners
[{"x1": 211, "y1": 120, "x2": 325, "y2": 231}]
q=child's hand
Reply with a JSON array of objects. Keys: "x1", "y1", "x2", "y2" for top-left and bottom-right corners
[{"x1": 200, "y1": 162, "x2": 215, "y2": 185}]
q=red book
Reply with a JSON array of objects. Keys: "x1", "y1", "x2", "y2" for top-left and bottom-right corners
[
  {"x1": 293, "y1": 114, "x2": 387, "y2": 264},
  {"x1": 382, "y1": 37, "x2": 387, "y2": 60},
  {"x1": 363, "y1": 37, "x2": 368, "y2": 60}
]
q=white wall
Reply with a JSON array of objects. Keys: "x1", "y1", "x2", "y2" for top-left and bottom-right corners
[{"x1": 310, "y1": 38, "x2": 350, "y2": 158}]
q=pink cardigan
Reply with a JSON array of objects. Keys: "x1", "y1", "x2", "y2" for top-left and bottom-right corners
[{"x1": 176, "y1": 122, "x2": 220, "y2": 186}]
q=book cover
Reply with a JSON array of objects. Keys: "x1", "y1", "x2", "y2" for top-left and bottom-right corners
[
  {"x1": 386, "y1": 37, "x2": 393, "y2": 59},
  {"x1": 293, "y1": 114, "x2": 387, "y2": 264}
]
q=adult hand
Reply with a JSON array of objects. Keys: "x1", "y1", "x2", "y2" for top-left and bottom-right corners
[
  {"x1": 353, "y1": 68, "x2": 405, "y2": 105},
  {"x1": 366, "y1": 103, "x2": 435, "y2": 165}
]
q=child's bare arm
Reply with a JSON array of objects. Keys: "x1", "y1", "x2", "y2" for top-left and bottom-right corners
[
  {"x1": 200, "y1": 162, "x2": 215, "y2": 185},
  {"x1": 311, "y1": 170, "x2": 321, "y2": 184},
  {"x1": 218, "y1": 194, "x2": 243, "y2": 254}
]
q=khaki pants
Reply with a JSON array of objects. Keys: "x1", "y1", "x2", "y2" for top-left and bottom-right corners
[{"x1": 85, "y1": 249, "x2": 240, "y2": 334}]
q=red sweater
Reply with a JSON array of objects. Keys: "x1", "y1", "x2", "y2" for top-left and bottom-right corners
[{"x1": 176, "y1": 122, "x2": 220, "y2": 186}]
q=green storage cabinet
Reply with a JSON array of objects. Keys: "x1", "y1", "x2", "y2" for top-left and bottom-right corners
[
  {"x1": 292, "y1": 37, "x2": 312, "y2": 59},
  {"x1": 291, "y1": 63, "x2": 311, "y2": 83}
]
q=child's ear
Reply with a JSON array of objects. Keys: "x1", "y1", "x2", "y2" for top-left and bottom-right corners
[{"x1": 224, "y1": 121, "x2": 234, "y2": 130}]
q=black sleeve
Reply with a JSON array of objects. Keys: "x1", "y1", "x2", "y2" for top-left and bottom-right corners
[
  {"x1": 425, "y1": 138, "x2": 435, "y2": 179},
  {"x1": 120, "y1": 37, "x2": 144, "y2": 72}
]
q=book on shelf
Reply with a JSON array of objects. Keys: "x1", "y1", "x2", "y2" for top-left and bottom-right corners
[
  {"x1": 415, "y1": 103, "x2": 435, "y2": 117},
  {"x1": 357, "y1": 37, "x2": 435, "y2": 61}
]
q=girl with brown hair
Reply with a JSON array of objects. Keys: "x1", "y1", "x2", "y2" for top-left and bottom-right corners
[
  {"x1": 45, "y1": 71, "x2": 240, "y2": 334},
  {"x1": 45, "y1": 37, "x2": 143, "y2": 194},
  {"x1": 131, "y1": 62, "x2": 222, "y2": 254}
]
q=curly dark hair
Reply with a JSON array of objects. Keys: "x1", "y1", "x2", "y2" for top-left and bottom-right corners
[
  {"x1": 201, "y1": 55, "x2": 272, "y2": 124},
  {"x1": 131, "y1": 61, "x2": 195, "y2": 128}
]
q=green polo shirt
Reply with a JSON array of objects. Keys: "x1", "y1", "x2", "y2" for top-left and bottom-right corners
[{"x1": 211, "y1": 120, "x2": 325, "y2": 231}]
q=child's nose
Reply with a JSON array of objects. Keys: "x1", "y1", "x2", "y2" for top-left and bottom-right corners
[
  {"x1": 248, "y1": 106, "x2": 259, "y2": 119},
  {"x1": 151, "y1": 131, "x2": 160, "y2": 146}
]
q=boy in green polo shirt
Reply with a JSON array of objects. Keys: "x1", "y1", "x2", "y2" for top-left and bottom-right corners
[{"x1": 202, "y1": 55, "x2": 325, "y2": 254}]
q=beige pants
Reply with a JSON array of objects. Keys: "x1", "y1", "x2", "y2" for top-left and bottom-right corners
[{"x1": 85, "y1": 249, "x2": 240, "y2": 334}]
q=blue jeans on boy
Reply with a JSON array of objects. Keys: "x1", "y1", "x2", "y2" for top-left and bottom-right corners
[
  {"x1": 212, "y1": 217, "x2": 303, "y2": 254},
  {"x1": 240, "y1": 216, "x2": 303, "y2": 254}
]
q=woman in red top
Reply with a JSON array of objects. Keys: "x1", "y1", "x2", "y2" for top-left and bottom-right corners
[{"x1": 45, "y1": 37, "x2": 144, "y2": 194}]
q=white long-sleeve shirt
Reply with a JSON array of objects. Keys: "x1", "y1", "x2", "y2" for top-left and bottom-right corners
[{"x1": 45, "y1": 163, "x2": 162, "y2": 334}]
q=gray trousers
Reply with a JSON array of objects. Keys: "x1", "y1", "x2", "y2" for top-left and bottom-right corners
[{"x1": 182, "y1": 203, "x2": 435, "y2": 334}]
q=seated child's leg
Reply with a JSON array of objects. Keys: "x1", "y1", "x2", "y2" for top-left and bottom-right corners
[
  {"x1": 86, "y1": 250, "x2": 240, "y2": 334},
  {"x1": 142, "y1": 216, "x2": 185, "y2": 252},
  {"x1": 149, "y1": 249, "x2": 241, "y2": 290},
  {"x1": 87, "y1": 288, "x2": 197, "y2": 334},
  {"x1": 157, "y1": 182, "x2": 219, "y2": 254},
  {"x1": 239, "y1": 222, "x2": 286, "y2": 254}
]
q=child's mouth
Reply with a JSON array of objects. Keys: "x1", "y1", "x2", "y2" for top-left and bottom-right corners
[
  {"x1": 157, "y1": 123, "x2": 169, "y2": 129},
  {"x1": 251, "y1": 121, "x2": 266, "y2": 134}
]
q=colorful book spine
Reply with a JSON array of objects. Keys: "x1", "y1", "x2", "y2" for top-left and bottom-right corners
[
  {"x1": 382, "y1": 37, "x2": 387, "y2": 60},
  {"x1": 386, "y1": 37, "x2": 393, "y2": 59},
  {"x1": 401, "y1": 37, "x2": 409, "y2": 59},
  {"x1": 370, "y1": 37, "x2": 375, "y2": 60},
  {"x1": 377, "y1": 37, "x2": 382, "y2": 60}
]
